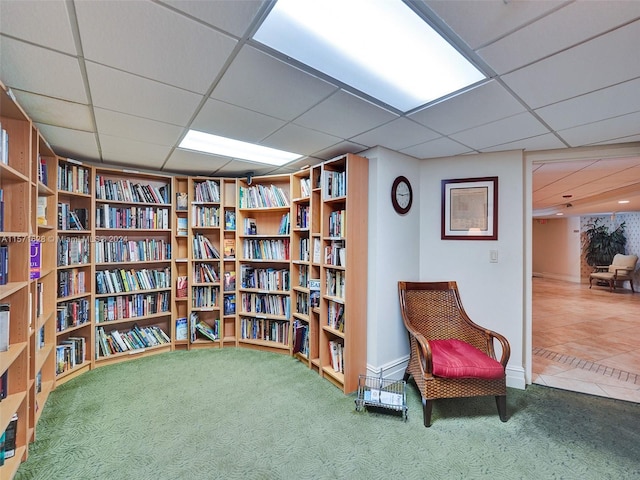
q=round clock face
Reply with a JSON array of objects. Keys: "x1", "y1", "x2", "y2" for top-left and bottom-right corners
[{"x1": 391, "y1": 176, "x2": 413, "y2": 214}]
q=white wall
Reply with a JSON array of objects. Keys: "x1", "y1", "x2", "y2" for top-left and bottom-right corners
[
  {"x1": 418, "y1": 150, "x2": 527, "y2": 388},
  {"x1": 363, "y1": 146, "x2": 421, "y2": 378},
  {"x1": 364, "y1": 147, "x2": 527, "y2": 389},
  {"x1": 532, "y1": 217, "x2": 581, "y2": 282}
]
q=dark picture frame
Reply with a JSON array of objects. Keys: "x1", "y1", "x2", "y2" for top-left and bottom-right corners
[{"x1": 441, "y1": 176, "x2": 498, "y2": 240}]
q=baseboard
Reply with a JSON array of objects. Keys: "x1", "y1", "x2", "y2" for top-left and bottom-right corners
[
  {"x1": 532, "y1": 271, "x2": 581, "y2": 283},
  {"x1": 366, "y1": 355, "x2": 409, "y2": 381},
  {"x1": 506, "y1": 365, "x2": 526, "y2": 390}
]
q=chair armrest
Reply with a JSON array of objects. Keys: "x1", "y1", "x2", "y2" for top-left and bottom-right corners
[
  {"x1": 411, "y1": 332, "x2": 433, "y2": 376},
  {"x1": 593, "y1": 265, "x2": 610, "y2": 272},
  {"x1": 484, "y1": 329, "x2": 511, "y2": 367},
  {"x1": 614, "y1": 267, "x2": 632, "y2": 276}
]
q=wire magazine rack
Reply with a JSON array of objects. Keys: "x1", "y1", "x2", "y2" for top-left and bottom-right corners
[{"x1": 354, "y1": 374, "x2": 408, "y2": 421}]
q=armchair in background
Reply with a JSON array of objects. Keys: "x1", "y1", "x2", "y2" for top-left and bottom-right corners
[{"x1": 589, "y1": 253, "x2": 638, "y2": 292}]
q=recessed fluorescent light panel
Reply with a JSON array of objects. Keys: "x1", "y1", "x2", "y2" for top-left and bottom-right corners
[
  {"x1": 254, "y1": 0, "x2": 486, "y2": 112},
  {"x1": 179, "y1": 130, "x2": 302, "y2": 166}
]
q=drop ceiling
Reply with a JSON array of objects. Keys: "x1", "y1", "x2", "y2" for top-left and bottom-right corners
[{"x1": 1, "y1": 0, "x2": 639, "y2": 217}]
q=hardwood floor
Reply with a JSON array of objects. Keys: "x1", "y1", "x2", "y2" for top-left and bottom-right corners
[{"x1": 532, "y1": 276, "x2": 640, "y2": 403}]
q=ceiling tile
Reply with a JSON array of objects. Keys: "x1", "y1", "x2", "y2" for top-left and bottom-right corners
[
  {"x1": 408, "y1": 81, "x2": 525, "y2": 135},
  {"x1": 99, "y1": 134, "x2": 172, "y2": 169},
  {"x1": 75, "y1": 0, "x2": 237, "y2": 93},
  {"x1": 449, "y1": 112, "x2": 550, "y2": 150},
  {"x1": 478, "y1": 1, "x2": 640, "y2": 74},
  {"x1": 211, "y1": 46, "x2": 338, "y2": 121},
  {"x1": 350, "y1": 118, "x2": 438, "y2": 151},
  {"x1": 310, "y1": 141, "x2": 369, "y2": 161},
  {"x1": 86, "y1": 62, "x2": 202, "y2": 126},
  {"x1": 0, "y1": 37, "x2": 87, "y2": 103},
  {"x1": 191, "y1": 98, "x2": 285, "y2": 143},
  {"x1": 535, "y1": 77, "x2": 640, "y2": 131},
  {"x1": 160, "y1": 0, "x2": 264, "y2": 38},
  {"x1": 483, "y1": 133, "x2": 566, "y2": 154},
  {"x1": 502, "y1": 20, "x2": 640, "y2": 109},
  {"x1": 294, "y1": 90, "x2": 397, "y2": 139},
  {"x1": 400, "y1": 137, "x2": 472, "y2": 159},
  {"x1": 164, "y1": 149, "x2": 231, "y2": 175},
  {"x1": 558, "y1": 111, "x2": 640, "y2": 147},
  {"x1": 13, "y1": 90, "x2": 93, "y2": 131},
  {"x1": 94, "y1": 108, "x2": 183, "y2": 146},
  {"x1": 0, "y1": 0, "x2": 76, "y2": 54},
  {"x1": 261, "y1": 123, "x2": 341, "y2": 157},
  {"x1": 210, "y1": 160, "x2": 274, "y2": 177},
  {"x1": 423, "y1": 0, "x2": 562, "y2": 49},
  {"x1": 36, "y1": 123, "x2": 99, "y2": 161}
]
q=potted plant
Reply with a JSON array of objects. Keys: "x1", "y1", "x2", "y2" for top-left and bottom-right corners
[{"x1": 582, "y1": 217, "x2": 627, "y2": 268}]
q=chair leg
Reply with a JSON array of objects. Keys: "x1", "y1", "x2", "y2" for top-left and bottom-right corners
[
  {"x1": 630, "y1": 280, "x2": 635, "y2": 293},
  {"x1": 589, "y1": 276, "x2": 593, "y2": 289},
  {"x1": 422, "y1": 398, "x2": 433, "y2": 427},
  {"x1": 496, "y1": 395, "x2": 507, "y2": 422}
]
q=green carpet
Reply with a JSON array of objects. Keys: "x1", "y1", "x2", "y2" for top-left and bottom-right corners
[{"x1": 16, "y1": 348, "x2": 640, "y2": 479}]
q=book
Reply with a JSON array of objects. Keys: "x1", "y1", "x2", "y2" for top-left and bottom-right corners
[
  {"x1": 224, "y1": 271, "x2": 236, "y2": 291},
  {"x1": 244, "y1": 217, "x2": 257, "y2": 235},
  {"x1": 176, "y1": 276, "x2": 188, "y2": 298},
  {"x1": 4, "y1": 412, "x2": 17, "y2": 459},
  {"x1": 37, "y1": 196, "x2": 47, "y2": 225},
  {"x1": 0, "y1": 370, "x2": 7, "y2": 401},
  {"x1": 312, "y1": 238, "x2": 321, "y2": 264},
  {"x1": 0, "y1": 304, "x2": 9, "y2": 352},
  {"x1": 176, "y1": 216, "x2": 188, "y2": 236},
  {"x1": 223, "y1": 239, "x2": 235, "y2": 259},
  {"x1": 176, "y1": 192, "x2": 188, "y2": 210},
  {"x1": 308, "y1": 279, "x2": 320, "y2": 308},
  {"x1": 224, "y1": 210, "x2": 236, "y2": 231},
  {"x1": 30, "y1": 240, "x2": 41, "y2": 280},
  {"x1": 176, "y1": 317, "x2": 188, "y2": 340},
  {"x1": 195, "y1": 320, "x2": 218, "y2": 342},
  {"x1": 223, "y1": 294, "x2": 236, "y2": 316}
]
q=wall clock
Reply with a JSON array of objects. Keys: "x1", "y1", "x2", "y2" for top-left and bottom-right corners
[{"x1": 391, "y1": 176, "x2": 413, "y2": 215}]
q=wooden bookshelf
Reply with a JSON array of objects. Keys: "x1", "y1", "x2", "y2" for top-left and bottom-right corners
[
  {"x1": 93, "y1": 167, "x2": 172, "y2": 365},
  {"x1": 188, "y1": 177, "x2": 223, "y2": 349},
  {"x1": 221, "y1": 178, "x2": 238, "y2": 347},
  {"x1": 318, "y1": 154, "x2": 368, "y2": 393},
  {"x1": 0, "y1": 81, "x2": 33, "y2": 477},
  {"x1": 236, "y1": 174, "x2": 292, "y2": 354},
  {"x1": 173, "y1": 176, "x2": 189, "y2": 350},
  {"x1": 55, "y1": 158, "x2": 93, "y2": 384}
]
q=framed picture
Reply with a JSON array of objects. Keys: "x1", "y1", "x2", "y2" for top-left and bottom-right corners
[{"x1": 441, "y1": 176, "x2": 498, "y2": 240}]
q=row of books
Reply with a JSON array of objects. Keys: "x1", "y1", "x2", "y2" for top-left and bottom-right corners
[
  {"x1": 0, "y1": 371, "x2": 7, "y2": 402},
  {"x1": 96, "y1": 324, "x2": 171, "y2": 357},
  {"x1": 56, "y1": 337, "x2": 86, "y2": 375},
  {"x1": 299, "y1": 177, "x2": 311, "y2": 198},
  {"x1": 95, "y1": 175, "x2": 170, "y2": 204},
  {"x1": 239, "y1": 184, "x2": 290, "y2": 208},
  {"x1": 241, "y1": 292, "x2": 291, "y2": 318},
  {"x1": 326, "y1": 270, "x2": 346, "y2": 299},
  {"x1": 192, "y1": 205, "x2": 220, "y2": 227},
  {"x1": 296, "y1": 204, "x2": 309, "y2": 229},
  {"x1": 240, "y1": 266, "x2": 290, "y2": 291},
  {"x1": 95, "y1": 267, "x2": 171, "y2": 295},
  {"x1": 191, "y1": 314, "x2": 219, "y2": 342},
  {"x1": 295, "y1": 291, "x2": 310, "y2": 315},
  {"x1": 58, "y1": 161, "x2": 90, "y2": 194},
  {"x1": 193, "y1": 233, "x2": 220, "y2": 259},
  {"x1": 176, "y1": 276, "x2": 187, "y2": 298},
  {"x1": 0, "y1": 188, "x2": 4, "y2": 231},
  {"x1": 327, "y1": 209, "x2": 346, "y2": 237},
  {"x1": 325, "y1": 240, "x2": 346, "y2": 267},
  {"x1": 56, "y1": 299, "x2": 90, "y2": 333},
  {"x1": 0, "y1": 412, "x2": 18, "y2": 465},
  {"x1": 292, "y1": 321, "x2": 309, "y2": 356},
  {"x1": 193, "y1": 179, "x2": 220, "y2": 203},
  {"x1": 0, "y1": 124, "x2": 8, "y2": 165},
  {"x1": 95, "y1": 205, "x2": 170, "y2": 230},
  {"x1": 0, "y1": 245, "x2": 7, "y2": 286},
  {"x1": 324, "y1": 170, "x2": 347, "y2": 199},
  {"x1": 94, "y1": 238, "x2": 171, "y2": 263},
  {"x1": 192, "y1": 285, "x2": 219, "y2": 308},
  {"x1": 299, "y1": 237, "x2": 310, "y2": 261},
  {"x1": 58, "y1": 268, "x2": 87, "y2": 298},
  {"x1": 241, "y1": 238, "x2": 290, "y2": 260},
  {"x1": 37, "y1": 195, "x2": 47, "y2": 225},
  {"x1": 57, "y1": 236, "x2": 90, "y2": 266},
  {"x1": 193, "y1": 263, "x2": 219, "y2": 284},
  {"x1": 38, "y1": 154, "x2": 48, "y2": 186},
  {"x1": 0, "y1": 304, "x2": 8, "y2": 352},
  {"x1": 58, "y1": 204, "x2": 88, "y2": 230},
  {"x1": 225, "y1": 210, "x2": 236, "y2": 231},
  {"x1": 95, "y1": 292, "x2": 170, "y2": 323},
  {"x1": 329, "y1": 340, "x2": 345, "y2": 373},
  {"x1": 240, "y1": 316, "x2": 289, "y2": 345},
  {"x1": 327, "y1": 300, "x2": 345, "y2": 332},
  {"x1": 278, "y1": 212, "x2": 290, "y2": 235}
]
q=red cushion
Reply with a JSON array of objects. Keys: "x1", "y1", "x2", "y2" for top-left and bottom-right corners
[{"x1": 430, "y1": 339, "x2": 504, "y2": 379}]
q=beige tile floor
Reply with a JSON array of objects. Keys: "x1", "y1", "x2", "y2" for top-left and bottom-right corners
[{"x1": 532, "y1": 276, "x2": 640, "y2": 403}]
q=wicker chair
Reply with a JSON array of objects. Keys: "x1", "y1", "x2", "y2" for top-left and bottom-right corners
[{"x1": 398, "y1": 281, "x2": 510, "y2": 427}]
